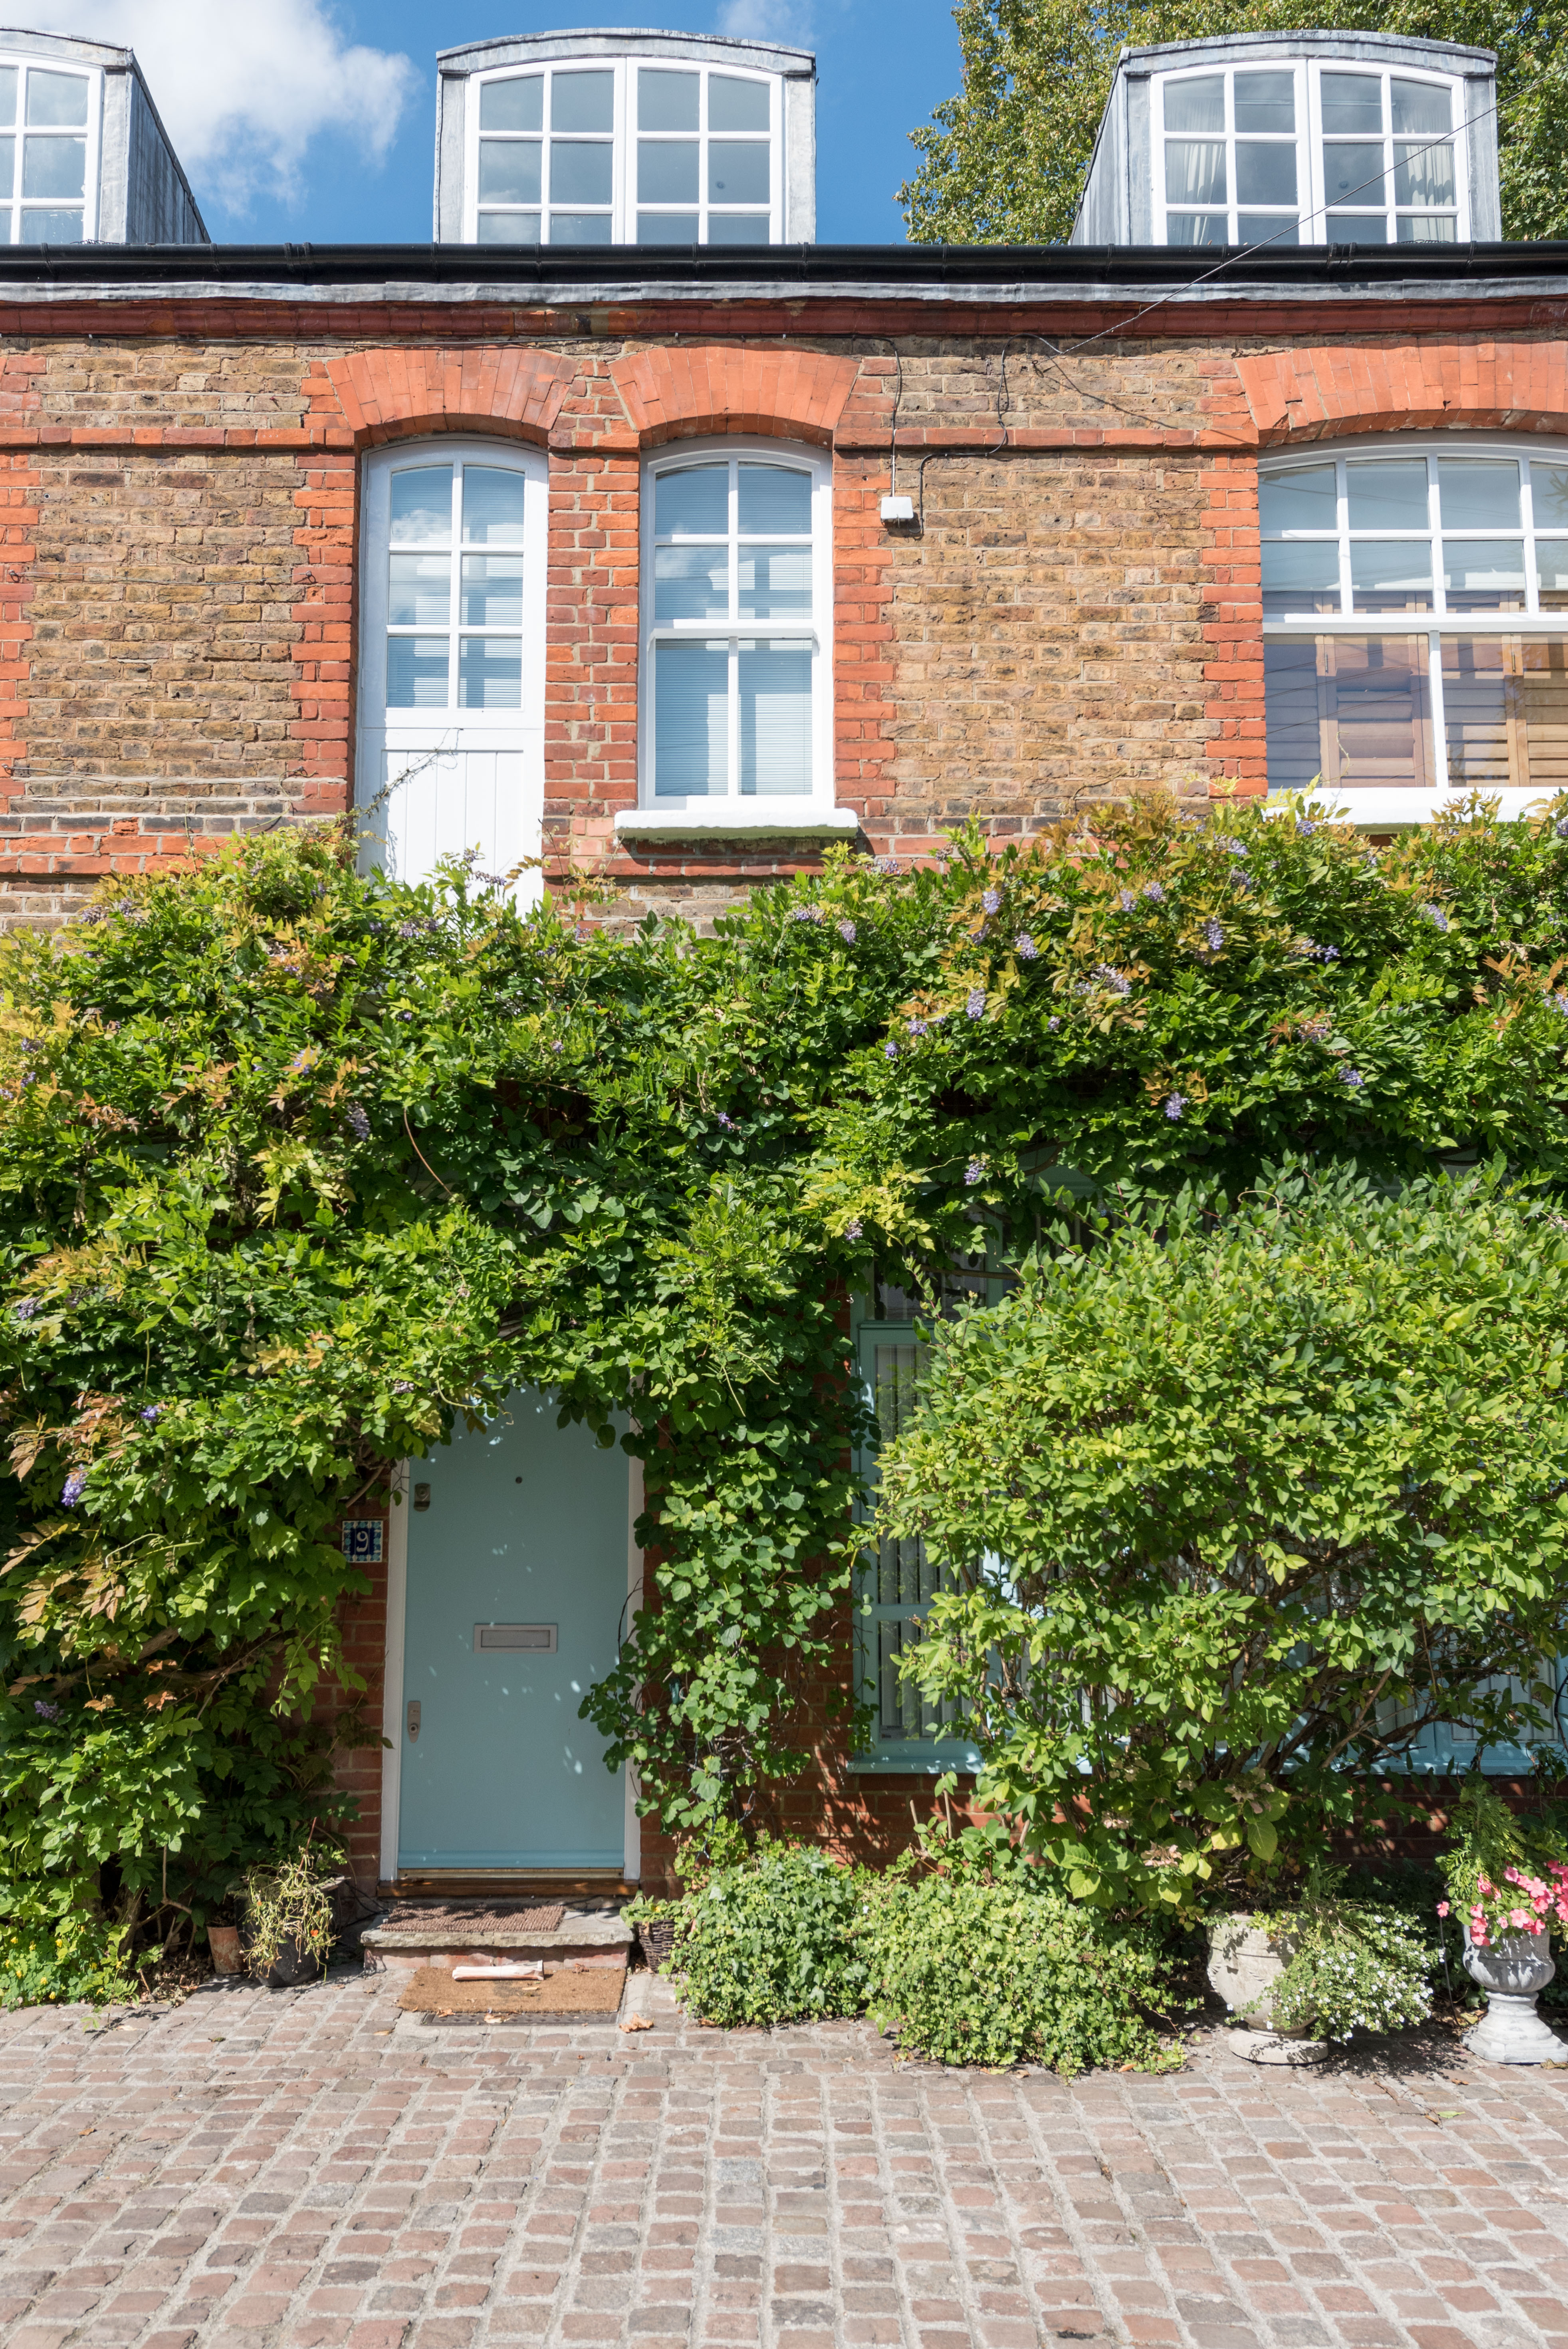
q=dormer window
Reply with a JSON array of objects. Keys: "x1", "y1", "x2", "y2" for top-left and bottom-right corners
[
  {"x1": 1156, "y1": 57, "x2": 1464, "y2": 246},
  {"x1": 0, "y1": 56, "x2": 95, "y2": 244}
]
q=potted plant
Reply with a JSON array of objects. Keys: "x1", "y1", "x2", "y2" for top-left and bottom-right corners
[
  {"x1": 238, "y1": 1846, "x2": 341, "y2": 1988},
  {"x1": 622, "y1": 1891, "x2": 682, "y2": 1974},
  {"x1": 1437, "y1": 1781, "x2": 1568, "y2": 2065},
  {"x1": 1207, "y1": 1870, "x2": 1433, "y2": 2064},
  {"x1": 204, "y1": 1893, "x2": 242, "y2": 1978}
]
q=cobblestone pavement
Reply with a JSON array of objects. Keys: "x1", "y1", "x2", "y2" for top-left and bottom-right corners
[{"x1": 0, "y1": 1965, "x2": 1566, "y2": 2349}]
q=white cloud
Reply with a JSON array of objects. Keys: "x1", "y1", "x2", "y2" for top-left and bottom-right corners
[
  {"x1": 716, "y1": 0, "x2": 816, "y2": 48},
  {"x1": 16, "y1": 1, "x2": 418, "y2": 213}
]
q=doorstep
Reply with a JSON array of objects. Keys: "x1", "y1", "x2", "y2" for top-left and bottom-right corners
[{"x1": 361, "y1": 1898, "x2": 632, "y2": 1980}]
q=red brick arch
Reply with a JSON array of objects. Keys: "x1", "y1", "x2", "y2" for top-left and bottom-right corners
[
  {"x1": 1235, "y1": 341, "x2": 1568, "y2": 444},
  {"x1": 608, "y1": 345, "x2": 862, "y2": 447},
  {"x1": 314, "y1": 347, "x2": 576, "y2": 446}
]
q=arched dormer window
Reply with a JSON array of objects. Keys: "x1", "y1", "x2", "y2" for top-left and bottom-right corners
[
  {"x1": 355, "y1": 441, "x2": 548, "y2": 897},
  {"x1": 1262, "y1": 435, "x2": 1568, "y2": 823}
]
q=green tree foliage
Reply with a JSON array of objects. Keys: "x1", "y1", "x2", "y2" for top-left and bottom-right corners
[
  {"x1": 4, "y1": 793, "x2": 1568, "y2": 1941},
  {"x1": 872, "y1": 1165, "x2": 1568, "y2": 1911},
  {"x1": 902, "y1": 0, "x2": 1568, "y2": 244}
]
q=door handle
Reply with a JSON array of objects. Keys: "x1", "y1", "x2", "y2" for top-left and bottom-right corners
[{"x1": 406, "y1": 1700, "x2": 421, "y2": 1743}]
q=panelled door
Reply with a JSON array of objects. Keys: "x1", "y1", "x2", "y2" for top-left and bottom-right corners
[
  {"x1": 356, "y1": 440, "x2": 547, "y2": 904},
  {"x1": 396, "y1": 1392, "x2": 630, "y2": 1871}
]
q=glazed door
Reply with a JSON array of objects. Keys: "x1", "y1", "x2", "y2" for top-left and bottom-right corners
[{"x1": 397, "y1": 1393, "x2": 629, "y2": 1871}]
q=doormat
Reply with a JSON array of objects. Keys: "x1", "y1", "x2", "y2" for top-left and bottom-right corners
[
  {"x1": 379, "y1": 1903, "x2": 567, "y2": 1935},
  {"x1": 396, "y1": 1963, "x2": 624, "y2": 2019}
]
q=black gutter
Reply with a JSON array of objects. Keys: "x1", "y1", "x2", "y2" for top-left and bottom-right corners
[{"x1": 0, "y1": 238, "x2": 1566, "y2": 291}]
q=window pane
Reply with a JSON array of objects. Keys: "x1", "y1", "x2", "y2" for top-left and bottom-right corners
[
  {"x1": 550, "y1": 141, "x2": 613, "y2": 205},
  {"x1": 1533, "y1": 464, "x2": 1568, "y2": 529},
  {"x1": 1234, "y1": 71, "x2": 1294, "y2": 133},
  {"x1": 462, "y1": 468, "x2": 528, "y2": 544},
  {"x1": 549, "y1": 213, "x2": 613, "y2": 242},
  {"x1": 1236, "y1": 143, "x2": 1296, "y2": 205},
  {"x1": 1351, "y1": 540, "x2": 1433, "y2": 611},
  {"x1": 1265, "y1": 636, "x2": 1434, "y2": 792},
  {"x1": 1165, "y1": 139, "x2": 1225, "y2": 205},
  {"x1": 1394, "y1": 140, "x2": 1454, "y2": 206},
  {"x1": 657, "y1": 463, "x2": 728, "y2": 537},
  {"x1": 1328, "y1": 213, "x2": 1389, "y2": 242},
  {"x1": 1239, "y1": 213, "x2": 1298, "y2": 245},
  {"x1": 1396, "y1": 215, "x2": 1457, "y2": 242},
  {"x1": 1437, "y1": 459, "x2": 1520, "y2": 531},
  {"x1": 655, "y1": 639, "x2": 728, "y2": 795},
  {"x1": 1443, "y1": 638, "x2": 1568, "y2": 793},
  {"x1": 0, "y1": 68, "x2": 16, "y2": 127},
  {"x1": 1392, "y1": 78, "x2": 1451, "y2": 135},
  {"x1": 1536, "y1": 540, "x2": 1568, "y2": 609},
  {"x1": 1321, "y1": 73, "x2": 1383, "y2": 134},
  {"x1": 1262, "y1": 540, "x2": 1341, "y2": 616},
  {"x1": 1261, "y1": 464, "x2": 1337, "y2": 533},
  {"x1": 1347, "y1": 460, "x2": 1428, "y2": 531},
  {"x1": 639, "y1": 138, "x2": 698, "y2": 203},
  {"x1": 708, "y1": 140, "x2": 769, "y2": 204},
  {"x1": 738, "y1": 463, "x2": 812, "y2": 535},
  {"x1": 738, "y1": 545, "x2": 812, "y2": 621},
  {"x1": 387, "y1": 636, "x2": 450, "y2": 710},
  {"x1": 458, "y1": 637, "x2": 522, "y2": 710},
  {"x1": 389, "y1": 553, "x2": 450, "y2": 627},
  {"x1": 639, "y1": 68, "x2": 698, "y2": 130},
  {"x1": 654, "y1": 544, "x2": 729, "y2": 624},
  {"x1": 0, "y1": 137, "x2": 14, "y2": 199},
  {"x1": 1324, "y1": 141, "x2": 1385, "y2": 208},
  {"x1": 1442, "y1": 538, "x2": 1525, "y2": 612},
  {"x1": 551, "y1": 71, "x2": 613, "y2": 132},
  {"x1": 639, "y1": 211, "x2": 698, "y2": 242},
  {"x1": 26, "y1": 71, "x2": 88, "y2": 128},
  {"x1": 19, "y1": 206, "x2": 80, "y2": 242},
  {"x1": 1164, "y1": 75, "x2": 1223, "y2": 134},
  {"x1": 478, "y1": 139, "x2": 541, "y2": 204},
  {"x1": 460, "y1": 555, "x2": 524, "y2": 627},
  {"x1": 740, "y1": 641, "x2": 812, "y2": 795},
  {"x1": 478, "y1": 211, "x2": 541, "y2": 243},
  {"x1": 390, "y1": 468, "x2": 452, "y2": 545},
  {"x1": 710, "y1": 74, "x2": 771, "y2": 131},
  {"x1": 1166, "y1": 211, "x2": 1228, "y2": 244},
  {"x1": 22, "y1": 135, "x2": 83, "y2": 200},
  {"x1": 480, "y1": 76, "x2": 543, "y2": 132},
  {"x1": 705, "y1": 213, "x2": 771, "y2": 244}
]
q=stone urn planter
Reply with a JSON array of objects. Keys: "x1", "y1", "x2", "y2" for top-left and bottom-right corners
[
  {"x1": 1461, "y1": 1923, "x2": 1568, "y2": 2065},
  {"x1": 1206, "y1": 1911, "x2": 1328, "y2": 2067}
]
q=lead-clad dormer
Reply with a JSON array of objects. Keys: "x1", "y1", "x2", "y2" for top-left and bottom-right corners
[
  {"x1": 0, "y1": 27, "x2": 205, "y2": 245},
  {"x1": 1072, "y1": 31, "x2": 1500, "y2": 248},
  {"x1": 434, "y1": 29, "x2": 817, "y2": 247}
]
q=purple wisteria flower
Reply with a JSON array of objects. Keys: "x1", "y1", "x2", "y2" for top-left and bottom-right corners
[
  {"x1": 1091, "y1": 965, "x2": 1131, "y2": 996},
  {"x1": 1164, "y1": 1094, "x2": 1187, "y2": 1120},
  {"x1": 716, "y1": 1112, "x2": 736, "y2": 1129},
  {"x1": 1204, "y1": 919, "x2": 1225, "y2": 950},
  {"x1": 1557, "y1": 819, "x2": 1568, "y2": 839},
  {"x1": 786, "y1": 904, "x2": 823, "y2": 924},
  {"x1": 32, "y1": 1700, "x2": 59, "y2": 1721},
  {"x1": 1015, "y1": 934, "x2": 1037, "y2": 960},
  {"x1": 1423, "y1": 904, "x2": 1450, "y2": 932},
  {"x1": 1296, "y1": 817, "x2": 1316, "y2": 836},
  {"x1": 12, "y1": 1298, "x2": 36, "y2": 1321},
  {"x1": 140, "y1": 1405, "x2": 160, "y2": 1425},
  {"x1": 874, "y1": 856, "x2": 902, "y2": 876},
  {"x1": 1047, "y1": 1016, "x2": 1061, "y2": 1031},
  {"x1": 61, "y1": 1469, "x2": 87, "y2": 1508},
  {"x1": 908, "y1": 1018, "x2": 928, "y2": 1037},
  {"x1": 1226, "y1": 839, "x2": 1250, "y2": 858},
  {"x1": 982, "y1": 888, "x2": 1001, "y2": 915},
  {"x1": 1548, "y1": 992, "x2": 1568, "y2": 1019},
  {"x1": 1119, "y1": 890, "x2": 1136, "y2": 911},
  {"x1": 837, "y1": 919, "x2": 857, "y2": 945},
  {"x1": 884, "y1": 1041, "x2": 900, "y2": 1059},
  {"x1": 1142, "y1": 882, "x2": 1166, "y2": 903},
  {"x1": 346, "y1": 1104, "x2": 371, "y2": 1141},
  {"x1": 1316, "y1": 943, "x2": 1341, "y2": 962},
  {"x1": 1338, "y1": 1066, "x2": 1366, "y2": 1088},
  {"x1": 844, "y1": 1220, "x2": 863, "y2": 1241},
  {"x1": 966, "y1": 989, "x2": 986, "y2": 1018},
  {"x1": 964, "y1": 1157, "x2": 985, "y2": 1186}
]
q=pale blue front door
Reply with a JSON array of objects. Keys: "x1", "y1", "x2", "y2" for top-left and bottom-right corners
[{"x1": 398, "y1": 1392, "x2": 628, "y2": 1870}]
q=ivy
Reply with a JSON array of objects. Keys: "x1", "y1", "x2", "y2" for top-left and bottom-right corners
[{"x1": 1, "y1": 792, "x2": 1568, "y2": 1933}]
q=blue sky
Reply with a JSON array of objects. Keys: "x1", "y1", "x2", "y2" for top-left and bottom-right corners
[{"x1": 24, "y1": 1, "x2": 968, "y2": 246}]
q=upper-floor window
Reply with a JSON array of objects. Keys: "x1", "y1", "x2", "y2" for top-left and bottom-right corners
[
  {"x1": 1262, "y1": 437, "x2": 1568, "y2": 815},
  {"x1": 639, "y1": 441, "x2": 831, "y2": 809},
  {"x1": 0, "y1": 56, "x2": 97, "y2": 244},
  {"x1": 1156, "y1": 57, "x2": 1465, "y2": 246},
  {"x1": 469, "y1": 57, "x2": 779, "y2": 245}
]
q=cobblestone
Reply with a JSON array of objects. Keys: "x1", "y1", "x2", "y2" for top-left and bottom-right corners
[{"x1": 0, "y1": 1971, "x2": 1564, "y2": 2347}]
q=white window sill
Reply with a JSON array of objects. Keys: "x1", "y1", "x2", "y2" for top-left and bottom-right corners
[
  {"x1": 615, "y1": 804, "x2": 860, "y2": 843},
  {"x1": 847, "y1": 1751, "x2": 981, "y2": 1776},
  {"x1": 1270, "y1": 788, "x2": 1550, "y2": 828}
]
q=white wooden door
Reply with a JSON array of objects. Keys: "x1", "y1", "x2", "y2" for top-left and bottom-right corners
[{"x1": 356, "y1": 440, "x2": 548, "y2": 905}]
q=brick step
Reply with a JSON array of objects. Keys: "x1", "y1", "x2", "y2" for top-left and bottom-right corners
[{"x1": 361, "y1": 1898, "x2": 632, "y2": 1980}]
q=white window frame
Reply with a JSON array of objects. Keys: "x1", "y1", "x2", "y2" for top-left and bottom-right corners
[
  {"x1": 0, "y1": 53, "x2": 100, "y2": 246},
  {"x1": 355, "y1": 439, "x2": 548, "y2": 898},
  {"x1": 1261, "y1": 432, "x2": 1568, "y2": 824},
  {"x1": 1153, "y1": 56, "x2": 1469, "y2": 248},
  {"x1": 636, "y1": 436, "x2": 835, "y2": 819},
  {"x1": 464, "y1": 56, "x2": 781, "y2": 246}
]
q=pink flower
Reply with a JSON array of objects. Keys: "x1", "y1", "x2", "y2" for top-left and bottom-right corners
[
  {"x1": 1509, "y1": 1909, "x2": 1532, "y2": 1931},
  {"x1": 1436, "y1": 1901, "x2": 1450, "y2": 1917}
]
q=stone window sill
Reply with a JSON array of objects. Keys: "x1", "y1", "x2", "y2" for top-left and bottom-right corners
[{"x1": 615, "y1": 804, "x2": 860, "y2": 844}]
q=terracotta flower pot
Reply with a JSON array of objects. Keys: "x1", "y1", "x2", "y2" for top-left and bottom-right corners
[
  {"x1": 1461, "y1": 1922, "x2": 1568, "y2": 2065},
  {"x1": 207, "y1": 1924, "x2": 242, "y2": 1977}
]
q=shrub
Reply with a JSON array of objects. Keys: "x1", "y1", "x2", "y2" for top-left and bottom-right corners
[
  {"x1": 863, "y1": 1873, "x2": 1183, "y2": 2073},
  {"x1": 1256, "y1": 1874, "x2": 1435, "y2": 2043},
  {"x1": 0, "y1": 1912, "x2": 139, "y2": 2010},
  {"x1": 669, "y1": 1841, "x2": 870, "y2": 2028}
]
